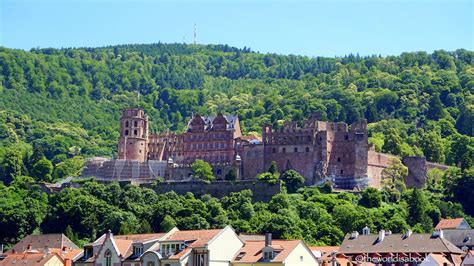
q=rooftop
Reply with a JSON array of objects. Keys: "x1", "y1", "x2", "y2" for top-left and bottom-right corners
[
  {"x1": 435, "y1": 218, "x2": 470, "y2": 230},
  {"x1": 339, "y1": 232, "x2": 463, "y2": 254},
  {"x1": 232, "y1": 240, "x2": 301, "y2": 263}
]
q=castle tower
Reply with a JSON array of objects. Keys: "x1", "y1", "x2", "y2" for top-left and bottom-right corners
[{"x1": 118, "y1": 108, "x2": 149, "y2": 162}]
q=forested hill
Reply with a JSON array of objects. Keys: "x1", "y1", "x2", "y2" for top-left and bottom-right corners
[{"x1": 0, "y1": 44, "x2": 472, "y2": 169}]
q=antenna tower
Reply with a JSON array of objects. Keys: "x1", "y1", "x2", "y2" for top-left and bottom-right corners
[{"x1": 194, "y1": 22, "x2": 197, "y2": 45}]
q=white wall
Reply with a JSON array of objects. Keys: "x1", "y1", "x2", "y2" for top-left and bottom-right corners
[
  {"x1": 207, "y1": 227, "x2": 243, "y2": 266},
  {"x1": 141, "y1": 252, "x2": 160, "y2": 266},
  {"x1": 95, "y1": 236, "x2": 123, "y2": 266},
  {"x1": 283, "y1": 242, "x2": 319, "y2": 266},
  {"x1": 462, "y1": 253, "x2": 474, "y2": 266},
  {"x1": 419, "y1": 254, "x2": 441, "y2": 266}
]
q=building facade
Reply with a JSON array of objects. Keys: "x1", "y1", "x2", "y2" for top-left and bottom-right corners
[{"x1": 81, "y1": 108, "x2": 448, "y2": 189}]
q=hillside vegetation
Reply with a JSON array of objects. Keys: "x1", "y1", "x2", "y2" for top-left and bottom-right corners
[{"x1": 0, "y1": 44, "x2": 472, "y2": 246}]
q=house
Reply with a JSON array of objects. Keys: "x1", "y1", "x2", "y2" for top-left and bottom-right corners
[
  {"x1": 141, "y1": 225, "x2": 243, "y2": 266},
  {"x1": 462, "y1": 250, "x2": 474, "y2": 266},
  {"x1": 74, "y1": 230, "x2": 171, "y2": 266},
  {"x1": 309, "y1": 246, "x2": 340, "y2": 266},
  {"x1": 435, "y1": 218, "x2": 471, "y2": 230},
  {"x1": 5, "y1": 233, "x2": 80, "y2": 254},
  {"x1": 0, "y1": 234, "x2": 82, "y2": 266},
  {"x1": 339, "y1": 229, "x2": 464, "y2": 265},
  {"x1": 0, "y1": 246, "x2": 82, "y2": 266},
  {"x1": 231, "y1": 233, "x2": 319, "y2": 266},
  {"x1": 443, "y1": 229, "x2": 474, "y2": 251},
  {"x1": 0, "y1": 249, "x2": 65, "y2": 266}
]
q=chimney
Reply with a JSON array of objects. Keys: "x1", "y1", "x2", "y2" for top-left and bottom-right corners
[
  {"x1": 432, "y1": 229, "x2": 444, "y2": 238},
  {"x1": 265, "y1": 233, "x2": 272, "y2": 247},
  {"x1": 405, "y1": 230, "x2": 412, "y2": 238},
  {"x1": 350, "y1": 231, "x2": 359, "y2": 239},
  {"x1": 378, "y1": 230, "x2": 385, "y2": 242}
]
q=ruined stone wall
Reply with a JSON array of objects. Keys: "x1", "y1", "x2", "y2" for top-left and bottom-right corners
[
  {"x1": 402, "y1": 156, "x2": 428, "y2": 188},
  {"x1": 241, "y1": 143, "x2": 265, "y2": 180},
  {"x1": 81, "y1": 159, "x2": 167, "y2": 182},
  {"x1": 367, "y1": 151, "x2": 395, "y2": 188},
  {"x1": 143, "y1": 180, "x2": 281, "y2": 202}
]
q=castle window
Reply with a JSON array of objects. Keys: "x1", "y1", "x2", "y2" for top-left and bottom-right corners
[
  {"x1": 282, "y1": 148, "x2": 286, "y2": 153},
  {"x1": 139, "y1": 150, "x2": 142, "y2": 153},
  {"x1": 345, "y1": 135, "x2": 349, "y2": 140},
  {"x1": 125, "y1": 121, "x2": 129, "y2": 127},
  {"x1": 134, "y1": 121, "x2": 138, "y2": 127},
  {"x1": 294, "y1": 147, "x2": 298, "y2": 153},
  {"x1": 125, "y1": 130, "x2": 129, "y2": 136},
  {"x1": 340, "y1": 170, "x2": 344, "y2": 174},
  {"x1": 134, "y1": 130, "x2": 138, "y2": 136},
  {"x1": 217, "y1": 169, "x2": 222, "y2": 175},
  {"x1": 272, "y1": 148, "x2": 276, "y2": 153},
  {"x1": 338, "y1": 157, "x2": 341, "y2": 162},
  {"x1": 305, "y1": 147, "x2": 310, "y2": 152}
]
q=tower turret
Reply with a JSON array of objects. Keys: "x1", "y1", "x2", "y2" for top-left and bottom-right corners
[{"x1": 118, "y1": 108, "x2": 149, "y2": 162}]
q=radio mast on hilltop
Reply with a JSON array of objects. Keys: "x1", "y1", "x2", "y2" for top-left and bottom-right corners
[{"x1": 194, "y1": 22, "x2": 197, "y2": 45}]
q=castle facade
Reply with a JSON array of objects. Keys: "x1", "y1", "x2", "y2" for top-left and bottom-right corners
[{"x1": 115, "y1": 108, "x2": 372, "y2": 188}]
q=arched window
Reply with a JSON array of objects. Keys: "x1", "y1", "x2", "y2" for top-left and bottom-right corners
[
  {"x1": 105, "y1": 249, "x2": 112, "y2": 266},
  {"x1": 125, "y1": 121, "x2": 129, "y2": 127},
  {"x1": 305, "y1": 147, "x2": 310, "y2": 152}
]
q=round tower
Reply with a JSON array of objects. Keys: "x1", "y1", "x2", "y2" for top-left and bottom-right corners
[{"x1": 118, "y1": 108, "x2": 149, "y2": 162}]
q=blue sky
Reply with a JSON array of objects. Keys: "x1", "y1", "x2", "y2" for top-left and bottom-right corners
[{"x1": 1, "y1": 0, "x2": 472, "y2": 57}]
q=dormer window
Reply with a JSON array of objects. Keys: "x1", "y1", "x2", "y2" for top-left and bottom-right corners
[
  {"x1": 133, "y1": 245, "x2": 143, "y2": 256},
  {"x1": 263, "y1": 251, "x2": 274, "y2": 261},
  {"x1": 84, "y1": 246, "x2": 93, "y2": 259}
]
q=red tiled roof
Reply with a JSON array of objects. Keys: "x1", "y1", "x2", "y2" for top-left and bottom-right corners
[
  {"x1": 309, "y1": 246, "x2": 339, "y2": 253},
  {"x1": 49, "y1": 248, "x2": 83, "y2": 266},
  {"x1": 164, "y1": 229, "x2": 223, "y2": 260},
  {"x1": 113, "y1": 239, "x2": 133, "y2": 257},
  {"x1": 115, "y1": 233, "x2": 166, "y2": 243},
  {"x1": 7, "y1": 234, "x2": 79, "y2": 253},
  {"x1": 0, "y1": 252, "x2": 63, "y2": 266},
  {"x1": 232, "y1": 240, "x2": 301, "y2": 263},
  {"x1": 435, "y1": 218, "x2": 466, "y2": 230}
]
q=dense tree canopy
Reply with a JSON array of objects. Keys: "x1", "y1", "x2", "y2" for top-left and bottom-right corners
[{"x1": 0, "y1": 43, "x2": 472, "y2": 249}]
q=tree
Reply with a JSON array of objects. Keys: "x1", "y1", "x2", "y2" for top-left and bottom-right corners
[
  {"x1": 160, "y1": 215, "x2": 177, "y2": 232},
  {"x1": 383, "y1": 128, "x2": 403, "y2": 155},
  {"x1": 0, "y1": 149, "x2": 24, "y2": 185},
  {"x1": 420, "y1": 131, "x2": 446, "y2": 163},
  {"x1": 407, "y1": 188, "x2": 432, "y2": 230},
  {"x1": 225, "y1": 168, "x2": 237, "y2": 181},
  {"x1": 268, "y1": 161, "x2": 279, "y2": 178},
  {"x1": 257, "y1": 172, "x2": 279, "y2": 184},
  {"x1": 280, "y1": 170, "x2": 305, "y2": 193},
  {"x1": 191, "y1": 160, "x2": 215, "y2": 182},
  {"x1": 359, "y1": 188, "x2": 382, "y2": 208},
  {"x1": 32, "y1": 157, "x2": 53, "y2": 182},
  {"x1": 381, "y1": 158, "x2": 408, "y2": 192},
  {"x1": 426, "y1": 93, "x2": 446, "y2": 120}
]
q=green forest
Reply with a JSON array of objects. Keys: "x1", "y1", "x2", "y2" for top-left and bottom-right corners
[{"x1": 0, "y1": 43, "x2": 473, "y2": 247}]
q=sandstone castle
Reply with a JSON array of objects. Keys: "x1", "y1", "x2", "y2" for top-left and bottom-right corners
[{"x1": 82, "y1": 108, "x2": 447, "y2": 189}]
